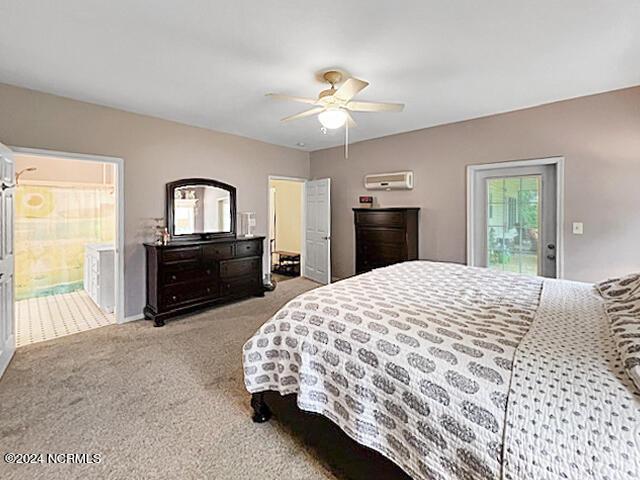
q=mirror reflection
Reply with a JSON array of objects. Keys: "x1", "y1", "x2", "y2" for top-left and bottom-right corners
[{"x1": 173, "y1": 185, "x2": 231, "y2": 235}]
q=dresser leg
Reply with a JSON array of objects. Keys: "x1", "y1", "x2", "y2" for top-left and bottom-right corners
[
  {"x1": 251, "y1": 392, "x2": 272, "y2": 423},
  {"x1": 153, "y1": 318, "x2": 165, "y2": 327}
]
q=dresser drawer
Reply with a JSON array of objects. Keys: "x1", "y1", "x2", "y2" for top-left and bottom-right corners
[
  {"x1": 235, "y1": 240, "x2": 261, "y2": 258},
  {"x1": 357, "y1": 227, "x2": 406, "y2": 245},
  {"x1": 360, "y1": 256, "x2": 404, "y2": 271},
  {"x1": 355, "y1": 210, "x2": 405, "y2": 227},
  {"x1": 361, "y1": 242, "x2": 405, "y2": 259},
  {"x1": 163, "y1": 267, "x2": 215, "y2": 285},
  {"x1": 162, "y1": 246, "x2": 201, "y2": 263},
  {"x1": 220, "y1": 257, "x2": 260, "y2": 279},
  {"x1": 221, "y1": 276, "x2": 261, "y2": 298},
  {"x1": 203, "y1": 244, "x2": 234, "y2": 260},
  {"x1": 161, "y1": 281, "x2": 217, "y2": 306}
]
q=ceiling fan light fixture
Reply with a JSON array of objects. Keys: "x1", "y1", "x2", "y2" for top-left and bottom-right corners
[{"x1": 318, "y1": 108, "x2": 347, "y2": 129}]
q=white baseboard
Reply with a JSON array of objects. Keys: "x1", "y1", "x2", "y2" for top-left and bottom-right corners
[{"x1": 122, "y1": 313, "x2": 145, "y2": 324}]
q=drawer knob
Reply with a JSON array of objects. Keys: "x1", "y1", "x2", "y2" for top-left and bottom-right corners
[
  {"x1": 171, "y1": 295, "x2": 177, "y2": 301},
  {"x1": 206, "y1": 269, "x2": 211, "y2": 275},
  {"x1": 206, "y1": 287, "x2": 211, "y2": 293},
  {"x1": 171, "y1": 275, "x2": 177, "y2": 281}
]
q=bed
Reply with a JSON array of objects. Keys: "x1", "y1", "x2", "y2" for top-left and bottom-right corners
[{"x1": 243, "y1": 261, "x2": 640, "y2": 479}]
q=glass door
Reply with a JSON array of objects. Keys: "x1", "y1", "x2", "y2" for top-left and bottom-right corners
[
  {"x1": 470, "y1": 163, "x2": 557, "y2": 278},
  {"x1": 486, "y1": 176, "x2": 540, "y2": 276}
]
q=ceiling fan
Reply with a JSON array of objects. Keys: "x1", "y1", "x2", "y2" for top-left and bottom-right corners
[{"x1": 267, "y1": 70, "x2": 404, "y2": 157}]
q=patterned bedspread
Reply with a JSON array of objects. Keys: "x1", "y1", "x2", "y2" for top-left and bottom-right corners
[
  {"x1": 243, "y1": 261, "x2": 543, "y2": 479},
  {"x1": 504, "y1": 279, "x2": 640, "y2": 480}
]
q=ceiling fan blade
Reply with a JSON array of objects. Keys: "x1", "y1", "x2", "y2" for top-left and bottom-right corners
[
  {"x1": 346, "y1": 112, "x2": 357, "y2": 128},
  {"x1": 333, "y1": 78, "x2": 369, "y2": 102},
  {"x1": 346, "y1": 100, "x2": 404, "y2": 112},
  {"x1": 266, "y1": 93, "x2": 319, "y2": 105},
  {"x1": 281, "y1": 107, "x2": 325, "y2": 123}
]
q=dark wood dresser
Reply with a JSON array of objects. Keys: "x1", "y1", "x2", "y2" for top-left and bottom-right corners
[
  {"x1": 144, "y1": 236, "x2": 264, "y2": 326},
  {"x1": 354, "y1": 208, "x2": 419, "y2": 274}
]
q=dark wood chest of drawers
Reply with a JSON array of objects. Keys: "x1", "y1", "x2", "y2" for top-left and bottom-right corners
[
  {"x1": 353, "y1": 208, "x2": 419, "y2": 274},
  {"x1": 144, "y1": 236, "x2": 264, "y2": 326}
]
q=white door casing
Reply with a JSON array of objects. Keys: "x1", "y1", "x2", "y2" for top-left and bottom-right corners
[
  {"x1": 0, "y1": 142, "x2": 15, "y2": 378},
  {"x1": 304, "y1": 178, "x2": 331, "y2": 284}
]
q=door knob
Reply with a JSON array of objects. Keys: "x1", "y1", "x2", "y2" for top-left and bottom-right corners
[
  {"x1": 322, "y1": 236, "x2": 331, "y2": 240},
  {"x1": 546, "y1": 254, "x2": 556, "y2": 260},
  {"x1": 547, "y1": 244, "x2": 555, "y2": 250}
]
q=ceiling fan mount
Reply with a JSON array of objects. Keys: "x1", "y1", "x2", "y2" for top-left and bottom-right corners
[
  {"x1": 318, "y1": 71, "x2": 342, "y2": 99},
  {"x1": 322, "y1": 70, "x2": 343, "y2": 87},
  {"x1": 266, "y1": 69, "x2": 405, "y2": 156}
]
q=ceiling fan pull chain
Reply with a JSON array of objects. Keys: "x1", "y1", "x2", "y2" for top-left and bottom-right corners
[{"x1": 345, "y1": 120, "x2": 349, "y2": 159}]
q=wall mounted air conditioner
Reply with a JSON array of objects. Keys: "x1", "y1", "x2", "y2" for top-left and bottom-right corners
[{"x1": 364, "y1": 171, "x2": 413, "y2": 190}]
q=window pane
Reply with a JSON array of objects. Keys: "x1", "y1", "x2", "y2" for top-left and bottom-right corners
[
  {"x1": 488, "y1": 179, "x2": 504, "y2": 203},
  {"x1": 487, "y1": 204, "x2": 506, "y2": 227},
  {"x1": 486, "y1": 175, "x2": 541, "y2": 276}
]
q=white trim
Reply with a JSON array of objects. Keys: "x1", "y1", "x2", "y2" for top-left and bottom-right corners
[
  {"x1": 466, "y1": 156, "x2": 565, "y2": 278},
  {"x1": 11, "y1": 146, "x2": 127, "y2": 323},
  {"x1": 12, "y1": 147, "x2": 123, "y2": 164},
  {"x1": 267, "y1": 175, "x2": 307, "y2": 282},
  {"x1": 124, "y1": 314, "x2": 145, "y2": 323},
  {"x1": 19, "y1": 179, "x2": 114, "y2": 189}
]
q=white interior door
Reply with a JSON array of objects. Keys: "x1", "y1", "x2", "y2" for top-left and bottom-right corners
[
  {"x1": 0, "y1": 142, "x2": 15, "y2": 377},
  {"x1": 304, "y1": 178, "x2": 331, "y2": 284}
]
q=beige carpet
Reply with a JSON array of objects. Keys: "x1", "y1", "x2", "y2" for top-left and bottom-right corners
[{"x1": 0, "y1": 278, "x2": 407, "y2": 480}]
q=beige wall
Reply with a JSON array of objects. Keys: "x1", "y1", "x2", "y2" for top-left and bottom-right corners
[
  {"x1": 310, "y1": 86, "x2": 640, "y2": 283},
  {"x1": 16, "y1": 154, "x2": 115, "y2": 185},
  {"x1": 270, "y1": 179, "x2": 303, "y2": 254},
  {"x1": 0, "y1": 83, "x2": 309, "y2": 317}
]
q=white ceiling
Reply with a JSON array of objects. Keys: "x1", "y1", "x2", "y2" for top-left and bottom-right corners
[{"x1": 1, "y1": 1, "x2": 639, "y2": 151}]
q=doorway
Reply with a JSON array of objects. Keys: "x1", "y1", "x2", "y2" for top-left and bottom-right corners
[
  {"x1": 12, "y1": 148, "x2": 124, "y2": 347},
  {"x1": 467, "y1": 158, "x2": 564, "y2": 278},
  {"x1": 268, "y1": 177, "x2": 305, "y2": 284}
]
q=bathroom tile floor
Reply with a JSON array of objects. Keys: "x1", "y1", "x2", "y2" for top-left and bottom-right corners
[{"x1": 16, "y1": 290, "x2": 115, "y2": 347}]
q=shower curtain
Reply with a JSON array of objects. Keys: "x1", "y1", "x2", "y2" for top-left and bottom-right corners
[{"x1": 15, "y1": 183, "x2": 115, "y2": 301}]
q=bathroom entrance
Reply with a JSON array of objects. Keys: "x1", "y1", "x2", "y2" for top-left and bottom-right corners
[{"x1": 13, "y1": 150, "x2": 121, "y2": 346}]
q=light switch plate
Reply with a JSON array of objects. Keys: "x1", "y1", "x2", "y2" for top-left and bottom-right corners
[{"x1": 572, "y1": 222, "x2": 584, "y2": 235}]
